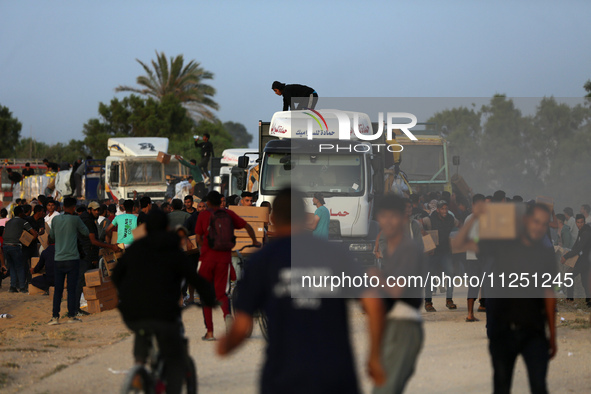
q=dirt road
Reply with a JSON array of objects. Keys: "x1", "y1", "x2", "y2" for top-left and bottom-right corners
[{"x1": 2, "y1": 288, "x2": 590, "y2": 393}]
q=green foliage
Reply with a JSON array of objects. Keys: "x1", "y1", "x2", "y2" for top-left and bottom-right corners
[
  {"x1": 223, "y1": 121, "x2": 253, "y2": 148},
  {"x1": 168, "y1": 119, "x2": 234, "y2": 159},
  {"x1": 82, "y1": 94, "x2": 196, "y2": 159},
  {"x1": 115, "y1": 51, "x2": 219, "y2": 120},
  {"x1": 0, "y1": 104, "x2": 22, "y2": 157},
  {"x1": 428, "y1": 95, "x2": 591, "y2": 208}
]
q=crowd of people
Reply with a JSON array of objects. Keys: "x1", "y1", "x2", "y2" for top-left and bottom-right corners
[{"x1": 2, "y1": 183, "x2": 591, "y2": 394}]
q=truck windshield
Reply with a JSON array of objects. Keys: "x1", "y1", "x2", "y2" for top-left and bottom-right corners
[
  {"x1": 399, "y1": 145, "x2": 446, "y2": 181},
  {"x1": 261, "y1": 153, "x2": 364, "y2": 196},
  {"x1": 122, "y1": 160, "x2": 163, "y2": 185}
]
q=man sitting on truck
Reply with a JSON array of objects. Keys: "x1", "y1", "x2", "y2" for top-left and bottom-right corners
[{"x1": 272, "y1": 81, "x2": 318, "y2": 111}]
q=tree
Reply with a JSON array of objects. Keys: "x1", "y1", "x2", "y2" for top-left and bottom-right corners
[
  {"x1": 0, "y1": 104, "x2": 22, "y2": 157},
  {"x1": 82, "y1": 94, "x2": 196, "y2": 159},
  {"x1": 585, "y1": 79, "x2": 591, "y2": 99},
  {"x1": 223, "y1": 121, "x2": 253, "y2": 148},
  {"x1": 115, "y1": 51, "x2": 219, "y2": 120}
]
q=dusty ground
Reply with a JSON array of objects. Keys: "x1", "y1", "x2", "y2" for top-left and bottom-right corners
[{"x1": 1, "y1": 284, "x2": 590, "y2": 393}]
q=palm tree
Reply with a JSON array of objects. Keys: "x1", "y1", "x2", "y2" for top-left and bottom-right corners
[{"x1": 116, "y1": 51, "x2": 219, "y2": 120}]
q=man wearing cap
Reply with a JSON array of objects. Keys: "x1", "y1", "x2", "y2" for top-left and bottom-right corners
[
  {"x1": 272, "y1": 81, "x2": 318, "y2": 111},
  {"x1": 76, "y1": 201, "x2": 121, "y2": 316},
  {"x1": 309, "y1": 192, "x2": 330, "y2": 239}
]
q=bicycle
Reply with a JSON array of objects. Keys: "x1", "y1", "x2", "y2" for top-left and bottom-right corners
[
  {"x1": 231, "y1": 244, "x2": 269, "y2": 341},
  {"x1": 121, "y1": 329, "x2": 197, "y2": 394}
]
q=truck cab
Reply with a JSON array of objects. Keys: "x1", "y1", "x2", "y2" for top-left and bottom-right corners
[
  {"x1": 218, "y1": 148, "x2": 259, "y2": 196},
  {"x1": 254, "y1": 109, "x2": 384, "y2": 266},
  {"x1": 104, "y1": 137, "x2": 188, "y2": 201}
]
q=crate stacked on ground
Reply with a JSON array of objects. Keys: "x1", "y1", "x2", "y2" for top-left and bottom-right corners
[
  {"x1": 228, "y1": 206, "x2": 270, "y2": 254},
  {"x1": 82, "y1": 250, "x2": 119, "y2": 314}
]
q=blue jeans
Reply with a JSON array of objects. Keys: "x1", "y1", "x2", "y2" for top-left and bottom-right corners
[
  {"x1": 53, "y1": 260, "x2": 80, "y2": 318},
  {"x1": 425, "y1": 252, "x2": 454, "y2": 301},
  {"x1": 4, "y1": 245, "x2": 26, "y2": 289}
]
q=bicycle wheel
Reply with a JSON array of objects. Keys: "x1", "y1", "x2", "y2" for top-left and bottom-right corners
[
  {"x1": 121, "y1": 365, "x2": 154, "y2": 394},
  {"x1": 257, "y1": 311, "x2": 269, "y2": 342},
  {"x1": 184, "y1": 357, "x2": 197, "y2": 394}
]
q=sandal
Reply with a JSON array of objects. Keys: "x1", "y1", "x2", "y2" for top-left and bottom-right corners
[
  {"x1": 425, "y1": 302, "x2": 436, "y2": 312},
  {"x1": 465, "y1": 316, "x2": 479, "y2": 322},
  {"x1": 446, "y1": 299, "x2": 457, "y2": 309},
  {"x1": 201, "y1": 335, "x2": 216, "y2": 342}
]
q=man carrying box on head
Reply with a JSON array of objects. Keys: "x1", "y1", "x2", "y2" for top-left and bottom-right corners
[{"x1": 195, "y1": 191, "x2": 261, "y2": 341}]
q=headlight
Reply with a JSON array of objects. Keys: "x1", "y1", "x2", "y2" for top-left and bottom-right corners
[{"x1": 349, "y1": 243, "x2": 373, "y2": 252}]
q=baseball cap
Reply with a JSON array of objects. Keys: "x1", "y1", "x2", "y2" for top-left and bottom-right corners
[{"x1": 88, "y1": 201, "x2": 100, "y2": 210}]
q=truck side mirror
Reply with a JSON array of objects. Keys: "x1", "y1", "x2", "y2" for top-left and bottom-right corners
[
  {"x1": 237, "y1": 156, "x2": 249, "y2": 169},
  {"x1": 453, "y1": 156, "x2": 460, "y2": 166},
  {"x1": 235, "y1": 171, "x2": 248, "y2": 191}
]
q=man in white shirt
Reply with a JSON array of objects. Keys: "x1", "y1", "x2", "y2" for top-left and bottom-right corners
[
  {"x1": 44, "y1": 200, "x2": 60, "y2": 228},
  {"x1": 563, "y1": 207, "x2": 578, "y2": 242},
  {"x1": 462, "y1": 194, "x2": 487, "y2": 322},
  {"x1": 581, "y1": 204, "x2": 591, "y2": 225}
]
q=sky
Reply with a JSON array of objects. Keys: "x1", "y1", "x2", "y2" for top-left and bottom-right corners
[{"x1": 1, "y1": 0, "x2": 590, "y2": 149}]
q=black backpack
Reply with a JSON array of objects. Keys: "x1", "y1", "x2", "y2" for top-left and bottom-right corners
[{"x1": 207, "y1": 209, "x2": 236, "y2": 251}]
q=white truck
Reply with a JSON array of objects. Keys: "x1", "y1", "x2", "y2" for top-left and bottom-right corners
[
  {"x1": 243, "y1": 110, "x2": 386, "y2": 266},
  {"x1": 104, "y1": 137, "x2": 187, "y2": 201},
  {"x1": 217, "y1": 148, "x2": 259, "y2": 196}
]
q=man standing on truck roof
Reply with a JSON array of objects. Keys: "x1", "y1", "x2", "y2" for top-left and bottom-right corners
[
  {"x1": 194, "y1": 133, "x2": 213, "y2": 181},
  {"x1": 272, "y1": 81, "x2": 318, "y2": 111}
]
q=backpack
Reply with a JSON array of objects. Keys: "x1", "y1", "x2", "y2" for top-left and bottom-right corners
[{"x1": 207, "y1": 209, "x2": 236, "y2": 251}]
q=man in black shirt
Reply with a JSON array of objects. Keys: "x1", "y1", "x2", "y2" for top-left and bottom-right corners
[
  {"x1": 272, "y1": 81, "x2": 318, "y2": 111},
  {"x1": 217, "y1": 187, "x2": 384, "y2": 393},
  {"x1": 453, "y1": 203, "x2": 557, "y2": 394},
  {"x1": 562, "y1": 214, "x2": 591, "y2": 305},
  {"x1": 6, "y1": 168, "x2": 22, "y2": 191},
  {"x1": 194, "y1": 133, "x2": 213, "y2": 178},
  {"x1": 137, "y1": 196, "x2": 152, "y2": 226},
  {"x1": 76, "y1": 202, "x2": 120, "y2": 315},
  {"x1": 112, "y1": 209, "x2": 215, "y2": 394},
  {"x1": 423, "y1": 200, "x2": 459, "y2": 311},
  {"x1": 22, "y1": 163, "x2": 35, "y2": 177}
]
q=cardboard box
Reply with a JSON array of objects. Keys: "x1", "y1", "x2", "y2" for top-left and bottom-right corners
[
  {"x1": 132, "y1": 223, "x2": 147, "y2": 241},
  {"x1": 426, "y1": 230, "x2": 439, "y2": 246},
  {"x1": 422, "y1": 234, "x2": 436, "y2": 253},
  {"x1": 157, "y1": 151, "x2": 171, "y2": 164},
  {"x1": 83, "y1": 281, "x2": 116, "y2": 300},
  {"x1": 235, "y1": 222, "x2": 265, "y2": 238},
  {"x1": 19, "y1": 230, "x2": 35, "y2": 246},
  {"x1": 39, "y1": 231, "x2": 49, "y2": 249},
  {"x1": 84, "y1": 268, "x2": 110, "y2": 287},
  {"x1": 555, "y1": 245, "x2": 578, "y2": 268},
  {"x1": 536, "y1": 196, "x2": 554, "y2": 212},
  {"x1": 28, "y1": 283, "x2": 46, "y2": 295},
  {"x1": 228, "y1": 206, "x2": 270, "y2": 223},
  {"x1": 479, "y1": 203, "x2": 525, "y2": 240},
  {"x1": 449, "y1": 233, "x2": 468, "y2": 254},
  {"x1": 31, "y1": 257, "x2": 40, "y2": 271},
  {"x1": 100, "y1": 247, "x2": 123, "y2": 263},
  {"x1": 232, "y1": 237, "x2": 262, "y2": 254},
  {"x1": 111, "y1": 232, "x2": 118, "y2": 244},
  {"x1": 87, "y1": 293, "x2": 119, "y2": 314}
]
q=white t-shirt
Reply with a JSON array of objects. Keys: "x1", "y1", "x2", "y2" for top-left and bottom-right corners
[
  {"x1": 45, "y1": 211, "x2": 60, "y2": 228},
  {"x1": 464, "y1": 213, "x2": 480, "y2": 261},
  {"x1": 566, "y1": 216, "x2": 578, "y2": 241}
]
